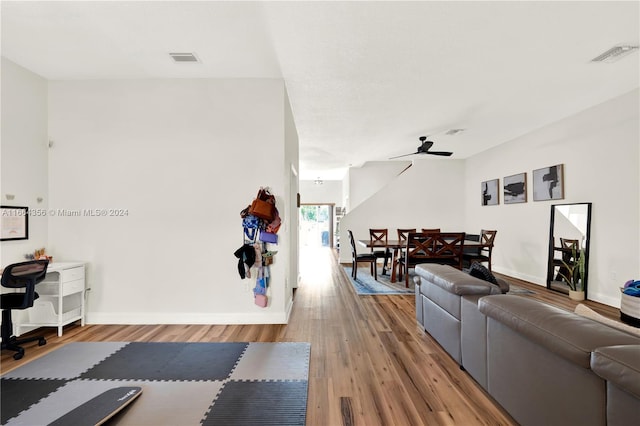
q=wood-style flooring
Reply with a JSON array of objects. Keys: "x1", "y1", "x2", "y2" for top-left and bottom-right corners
[{"x1": 0, "y1": 248, "x2": 622, "y2": 425}]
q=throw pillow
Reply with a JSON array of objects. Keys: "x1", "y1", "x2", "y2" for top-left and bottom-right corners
[
  {"x1": 574, "y1": 303, "x2": 640, "y2": 337},
  {"x1": 469, "y1": 262, "x2": 498, "y2": 285}
]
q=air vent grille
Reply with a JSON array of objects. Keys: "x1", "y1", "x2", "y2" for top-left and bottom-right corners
[
  {"x1": 591, "y1": 45, "x2": 638, "y2": 63},
  {"x1": 445, "y1": 129, "x2": 465, "y2": 136},
  {"x1": 169, "y1": 52, "x2": 200, "y2": 63}
]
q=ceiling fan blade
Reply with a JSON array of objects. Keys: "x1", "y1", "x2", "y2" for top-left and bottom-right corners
[
  {"x1": 420, "y1": 141, "x2": 434, "y2": 151},
  {"x1": 426, "y1": 151, "x2": 453, "y2": 156},
  {"x1": 389, "y1": 152, "x2": 418, "y2": 159}
]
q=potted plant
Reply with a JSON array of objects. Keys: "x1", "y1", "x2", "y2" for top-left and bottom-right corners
[{"x1": 558, "y1": 245, "x2": 585, "y2": 301}]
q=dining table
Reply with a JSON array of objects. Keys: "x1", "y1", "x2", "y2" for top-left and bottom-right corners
[{"x1": 358, "y1": 237, "x2": 485, "y2": 283}]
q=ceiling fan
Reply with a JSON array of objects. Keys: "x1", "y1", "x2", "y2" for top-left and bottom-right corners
[{"x1": 389, "y1": 136, "x2": 453, "y2": 159}]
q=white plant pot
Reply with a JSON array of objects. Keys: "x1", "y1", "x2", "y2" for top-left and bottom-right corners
[{"x1": 569, "y1": 290, "x2": 585, "y2": 301}]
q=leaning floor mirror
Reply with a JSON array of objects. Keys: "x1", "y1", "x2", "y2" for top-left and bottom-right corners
[{"x1": 547, "y1": 202, "x2": 592, "y2": 299}]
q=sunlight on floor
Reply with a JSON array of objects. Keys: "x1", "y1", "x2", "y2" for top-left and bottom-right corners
[{"x1": 299, "y1": 246, "x2": 335, "y2": 289}]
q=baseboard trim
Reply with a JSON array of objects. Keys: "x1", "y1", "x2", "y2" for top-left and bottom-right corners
[{"x1": 86, "y1": 311, "x2": 289, "y2": 325}]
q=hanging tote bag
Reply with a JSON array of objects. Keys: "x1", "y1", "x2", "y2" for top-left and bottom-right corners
[
  {"x1": 242, "y1": 214, "x2": 261, "y2": 242},
  {"x1": 266, "y1": 207, "x2": 281, "y2": 234},
  {"x1": 259, "y1": 230, "x2": 278, "y2": 244},
  {"x1": 249, "y1": 188, "x2": 276, "y2": 221}
]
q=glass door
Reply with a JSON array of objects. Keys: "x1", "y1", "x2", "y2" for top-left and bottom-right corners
[{"x1": 299, "y1": 204, "x2": 333, "y2": 248}]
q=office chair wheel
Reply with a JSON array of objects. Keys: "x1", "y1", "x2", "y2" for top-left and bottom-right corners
[
  {"x1": 13, "y1": 350, "x2": 24, "y2": 360},
  {"x1": 38, "y1": 337, "x2": 47, "y2": 346}
]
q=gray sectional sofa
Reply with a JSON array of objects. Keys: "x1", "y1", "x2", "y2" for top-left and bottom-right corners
[{"x1": 414, "y1": 264, "x2": 640, "y2": 426}]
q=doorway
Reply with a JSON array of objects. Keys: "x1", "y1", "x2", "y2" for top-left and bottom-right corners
[{"x1": 299, "y1": 204, "x2": 334, "y2": 248}]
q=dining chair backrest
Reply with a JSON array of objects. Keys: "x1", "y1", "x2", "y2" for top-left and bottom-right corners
[
  {"x1": 369, "y1": 228, "x2": 388, "y2": 248},
  {"x1": 348, "y1": 230, "x2": 358, "y2": 256},
  {"x1": 480, "y1": 229, "x2": 497, "y2": 247},
  {"x1": 560, "y1": 237, "x2": 578, "y2": 250},
  {"x1": 397, "y1": 228, "x2": 417, "y2": 243},
  {"x1": 421, "y1": 228, "x2": 441, "y2": 234},
  {"x1": 406, "y1": 232, "x2": 465, "y2": 270},
  {"x1": 559, "y1": 237, "x2": 579, "y2": 262}
]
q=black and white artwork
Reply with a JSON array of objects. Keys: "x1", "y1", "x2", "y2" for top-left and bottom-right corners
[
  {"x1": 533, "y1": 164, "x2": 564, "y2": 201},
  {"x1": 503, "y1": 173, "x2": 527, "y2": 204},
  {"x1": 481, "y1": 179, "x2": 499, "y2": 206}
]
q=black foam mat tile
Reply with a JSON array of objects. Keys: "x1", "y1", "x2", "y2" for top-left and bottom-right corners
[
  {"x1": 80, "y1": 342, "x2": 248, "y2": 381},
  {"x1": 0, "y1": 379, "x2": 68, "y2": 424},
  {"x1": 202, "y1": 381, "x2": 308, "y2": 426}
]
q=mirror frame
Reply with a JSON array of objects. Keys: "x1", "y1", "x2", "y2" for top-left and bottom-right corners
[{"x1": 546, "y1": 202, "x2": 592, "y2": 298}]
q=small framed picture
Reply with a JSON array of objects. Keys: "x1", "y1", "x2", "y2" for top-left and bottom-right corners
[
  {"x1": 481, "y1": 179, "x2": 499, "y2": 206},
  {"x1": 533, "y1": 164, "x2": 564, "y2": 201},
  {"x1": 503, "y1": 173, "x2": 527, "y2": 204},
  {"x1": 1, "y1": 206, "x2": 29, "y2": 241}
]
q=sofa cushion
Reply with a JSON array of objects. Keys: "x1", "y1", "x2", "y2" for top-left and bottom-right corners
[
  {"x1": 415, "y1": 264, "x2": 501, "y2": 296},
  {"x1": 591, "y1": 345, "x2": 640, "y2": 399},
  {"x1": 479, "y1": 295, "x2": 640, "y2": 368}
]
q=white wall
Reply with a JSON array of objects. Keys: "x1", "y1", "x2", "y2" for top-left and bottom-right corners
[
  {"x1": 0, "y1": 58, "x2": 49, "y2": 264},
  {"x1": 465, "y1": 89, "x2": 639, "y2": 306},
  {"x1": 339, "y1": 159, "x2": 466, "y2": 263},
  {"x1": 47, "y1": 78, "x2": 297, "y2": 324},
  {"x1": 283, "y1": 89, "x2": 300, "y2": 297},
  {"x1": 348, "y1": 161, "x2": 411, "y2": 210},
  {"x1": 299, "y1": 180, "x2": 342, "y2": 206}
]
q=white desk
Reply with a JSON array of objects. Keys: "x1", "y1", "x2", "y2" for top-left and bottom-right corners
[{"x1": 16, "y1": 262, "x2": 86, "y2": 337}]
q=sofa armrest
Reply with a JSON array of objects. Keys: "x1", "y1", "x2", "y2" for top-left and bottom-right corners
[
  {"x1": 415, "y1": 264, "x2": 501, "y2": 296},
  {"x1": 591, "y1": 345, "x2": 640, "y2": 399},
  {"x1": 479, "y1": 295, "x2": 640, "y2": 368}
]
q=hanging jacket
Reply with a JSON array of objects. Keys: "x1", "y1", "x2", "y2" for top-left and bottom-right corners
[{"x1": 233, "y1": 244, "x2": 256, "y2": 279}]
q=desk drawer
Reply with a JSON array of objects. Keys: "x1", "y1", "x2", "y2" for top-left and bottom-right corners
[
  {"x1": 62, "y1": 266, "x2": 85, "y2": 283},
  {"x1": 62, "y1": 279, "x2": 84, "y2": 296}
]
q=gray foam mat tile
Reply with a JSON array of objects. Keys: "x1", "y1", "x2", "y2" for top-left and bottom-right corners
[
  {"x1": 202, "y1": 380, "x2": 308, "y2": 426},
  {"x1": 230, "y1": 342, "x2": 311, "y2": 381},
  {"x1": 1, "y1": 342, "x2": 128, "y2": 380},
  {"x1": 80, "y1": 342, "x2": 248, "y2": 381},
  {"x1": 6, "y1": 379, "x2": 225, "y2": 426},
  {"x1": 112, "y1": 380, "x2": 225, "y2": 426}
]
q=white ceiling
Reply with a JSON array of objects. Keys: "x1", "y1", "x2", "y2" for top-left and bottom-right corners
[{"x1": 2, "y1": 1, "x2": 639, "y2": 179}]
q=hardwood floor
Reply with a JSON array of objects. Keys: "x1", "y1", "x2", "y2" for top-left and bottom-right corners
[{"x1": 4, "y1": 248, "x2": 619, "y2": 425}]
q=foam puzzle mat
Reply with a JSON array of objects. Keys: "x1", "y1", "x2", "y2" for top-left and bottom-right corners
[{"x1": 1, "y1": 341, "x2": 311, "y2": 425}]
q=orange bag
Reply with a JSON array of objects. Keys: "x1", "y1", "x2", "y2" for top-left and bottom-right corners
[{"x1": 248, "y1": 188, "x2": 275, "y2": 221}]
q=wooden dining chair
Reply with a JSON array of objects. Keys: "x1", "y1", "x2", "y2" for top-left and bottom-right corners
[
  {"x1": 401, "y1": 232, "x2": 465, "y2": 286},
  {"x1": 463, "y1": 229, "x2": 497, "y2": 272},
  {"x1": 348, "y1": 230, "x2": 377, "y2": 280},
  {"x1": 398, "y1": 229, "x2": 437, "y2": 282},
  {"x1": 395, "y1": 228, "x2": 416, "y2": 281},
  {"x1": 369, "y1": 228, "x2": 392, "y2": 276},
  {"x1": 553, "y1": 237, "x2": 579, "y2": 283}
]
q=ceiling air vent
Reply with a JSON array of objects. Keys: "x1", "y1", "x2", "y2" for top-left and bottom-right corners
[
  {"x1": 169, "y1": 52, "x2": 200, "y2": 63},
  {"x1": 445, "y1": 129, "x2": 465, "y2": 136},
  {"x1": 591, "y1": 45, "x2": 638, "y2": 63}
]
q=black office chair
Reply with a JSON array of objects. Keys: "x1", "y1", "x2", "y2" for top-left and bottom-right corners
[{"x1": 1, "y1": 259, "x2": 49, "y2": 360}]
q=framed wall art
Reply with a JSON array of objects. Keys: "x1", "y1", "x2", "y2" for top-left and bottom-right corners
[
  {"x1": 533, "y1": 164, "x2": 564, "y2": 201},
  {"x1": 481, "y1": 179, "x2": 499, "y2": 206},
  {"x1": 1, "y1": 206, "x2": 29, "y2": 241},
  {"x1": 503, "y1": 172, "x2": 527, "y2": 204}
]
